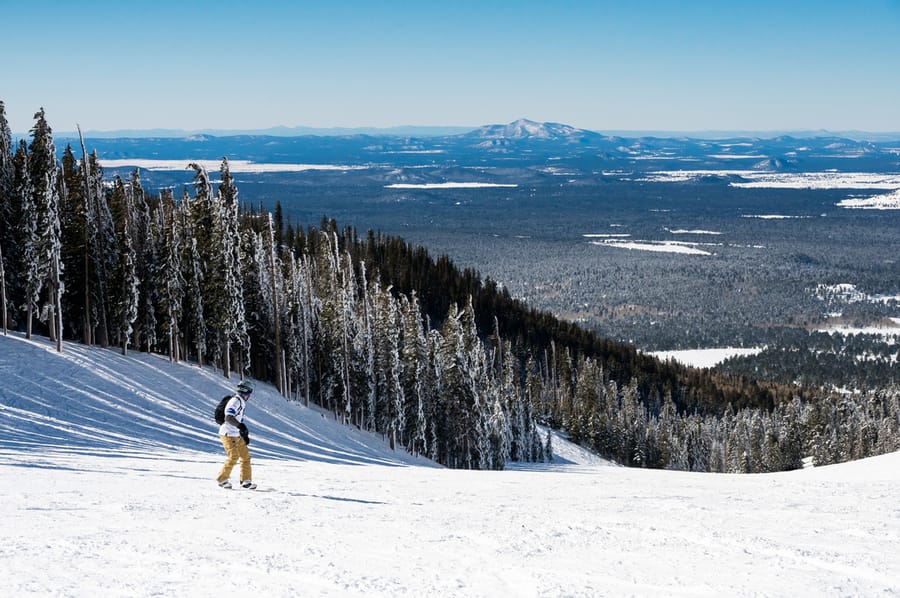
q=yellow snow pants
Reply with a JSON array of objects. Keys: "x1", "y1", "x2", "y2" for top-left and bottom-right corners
[{"x1": 217, "y1": 435, "x2": 252, "y2": 483}]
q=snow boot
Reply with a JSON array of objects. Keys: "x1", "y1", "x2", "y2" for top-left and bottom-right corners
[
  {"x1": 241, "y1": 480, "x2": 257, "y2": 490},
  {"x1": 218, "y1": 479, "x2": 233, "y2": 489}
]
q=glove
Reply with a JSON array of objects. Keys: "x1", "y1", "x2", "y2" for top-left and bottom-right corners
[{"x1": 238, "y1": 422, "x2": 250, "y2": 445}]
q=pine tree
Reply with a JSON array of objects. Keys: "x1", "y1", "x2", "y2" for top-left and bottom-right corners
[
  {"x1": 400, "y1": 292, "x2": 429, "y2": 457},
  {"x1": 126, "y1": 169, "x2": 153, "y2": 352},
  {"x1": 178, "y1": 192, "x2": 206, "y2": 365},
  {"x1": 27, "y1": 108, "x2": 64, "y2": 346},
  {"x1": 58, "y1": 144, "x2": 86, "y2": 341},
  {"x1": 0, "y1": 101, "x2": 12, "y2": 334},
  {"x1": 213, "y1": 158, "x2": 248, "y2": 377},
  {"x1": 13, "y1": 140, "x2": 38, "y2": 338},
  {"x1": 107, "y1": 177, "x2": 139, "y2": 354},
  {"x1": 266, "y1": 213, "x2": 285, "y2": 395},
  {"x1": 85, "y1": 151, "x2": 115, "y2": 347},
  {"x1": 155, "y1": 192, "x2": 185, "y2": 361}
]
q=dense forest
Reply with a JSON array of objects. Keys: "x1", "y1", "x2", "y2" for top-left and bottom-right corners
[{"x1": 1, "y1": 102, "x2": 898, "y2": 471}]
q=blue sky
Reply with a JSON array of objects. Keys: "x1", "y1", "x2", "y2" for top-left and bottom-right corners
[{"x1": 3, "y1": 0, "x2": 900, "y2": 134}]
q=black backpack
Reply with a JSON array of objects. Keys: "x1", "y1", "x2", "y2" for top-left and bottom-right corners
[{"x1": 214, "y1": 395, "x2": 232, "y2": 425}]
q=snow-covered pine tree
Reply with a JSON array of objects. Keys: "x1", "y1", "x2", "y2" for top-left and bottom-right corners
[
  {"x1": 353, "y1": 262, "x2": 376, "y2": 431},
  {"x1": 292, "y1": 252, "x2": 318, "y2": 406},
  {"x1": 27, "y1": 109, "x2": 63, "y2": 347},
  {"x1": 380, "y1": 282, "x2": 405, "y2": 449},
  {"x1": 58, "y1": 144, "x2": 85, "y2": 341},
  {"x1": 12, "y1": 140, "x2": 38, "y2": 338},
  {"x1": 400, "y1": 292, "x2": 429, "y2": 457},
  {"x1": 213, "y1": 158, "x2": 248, "y2": 378},
  {"x1": 107, "y1": 177, "x2": 139, "y2": 354},
  {"x1": 124, "y1": 169, "x2": 155, "y2": 353},
  {"x1": 266, "y1": 212, "x2": 285, "y2": 395},
  {"x1": 177, "y1": 191, "x2": 205, "y2": 366},
  {"x1": 240, "y1": 225, "x2": 273, "y2": 378},
  {"x1": 0, "y1": 102, "x2": 12, "y2": 334},
  {"x1": 155, "y1": 191, "x2": 185, "y2": 362}
]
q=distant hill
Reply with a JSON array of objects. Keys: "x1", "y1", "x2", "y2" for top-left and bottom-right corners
[
  {"x1": 39, "y1": 119, "x2": 900, "y2": 143},
  {"x1": 45, "y1": 119, "x2": 898, "y2": 174}
]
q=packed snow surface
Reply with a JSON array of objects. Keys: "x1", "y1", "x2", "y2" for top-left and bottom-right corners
[{"x1": 3, "y1": 333, "x2": 899, "y2": 597}]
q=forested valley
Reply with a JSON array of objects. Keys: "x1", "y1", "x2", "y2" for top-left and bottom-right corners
[{"x1": 1, "y1": 102, "x2": 898, "y2": 471}]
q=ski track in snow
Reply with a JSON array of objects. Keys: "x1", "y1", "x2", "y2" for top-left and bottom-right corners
[{"x1": 2, "y1": 332, "x2": 899, "y2": 597}]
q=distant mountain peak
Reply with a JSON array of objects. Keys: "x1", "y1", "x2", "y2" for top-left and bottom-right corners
[{"x1": 467, "y1": 118, "x2": 593, "y2": 141}]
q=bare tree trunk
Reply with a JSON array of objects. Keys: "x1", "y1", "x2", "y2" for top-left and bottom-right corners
[
  {"x1": 223, "y1": 331, "x2": 231, "y2": 378},
  {"x1": 96, "y1": 289, "x2": 109, "y2": 347},
  {"x1": 0, "y1": 242, "x2": 7, "y2": 336},
  {"x1": 77, "y1": 126, "x2": 92, "y2": 345},
  {"x1": 268, "y1": 216, "x2": 284, "y2": 395},
  {"x1": 52, "y1": 250, "x2": 62, "y2": 352}
]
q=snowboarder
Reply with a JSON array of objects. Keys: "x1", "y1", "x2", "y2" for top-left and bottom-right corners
[{"x1": 216, "y1": 380, "x2": 256, "y2": 489}]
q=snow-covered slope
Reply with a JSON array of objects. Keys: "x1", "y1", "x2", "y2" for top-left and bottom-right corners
[
  {"x1": 0, "y1": 332, "x2": 430, "y2": 466},
  {"x1": 3, "y1": 332, "x2": 899, "y2": 597}
]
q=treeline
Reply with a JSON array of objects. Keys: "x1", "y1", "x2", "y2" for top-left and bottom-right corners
[{"x1": 1, "y1": 103, "x2": 898, "y2": 471}]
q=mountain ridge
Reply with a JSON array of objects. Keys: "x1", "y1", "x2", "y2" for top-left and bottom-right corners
[{"x1": 37, "y1": 118, "x2": 900, "y2": 143}]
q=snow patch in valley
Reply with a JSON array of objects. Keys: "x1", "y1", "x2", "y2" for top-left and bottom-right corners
[
  {"x1": 590, "y1": 239, "x2": 714, "y2": 256},
  {"x1": 648, "y1": 347, "x2": 765, "y2": 368},
  {"x1": 640, "y1": 170, "x2": 900, "y2": 190},
  {"x1": 837, "y1": 189, "x2": 900, "y2": 210},
  {"x1": 816, "y1": 322, "x2": 900, "y2": 341},
  {"x1": 99, "y1": 158, "x2": 366, "y2": 173},
  {"x1": 665, "y1": 228, "x2": 722, "y2": 235},
  {"x1": 742, "y1": 214, "x2": 810, "y2": 220},
  {"x1": 385, "y1": 182, "x2": 518, "y2": 189}
]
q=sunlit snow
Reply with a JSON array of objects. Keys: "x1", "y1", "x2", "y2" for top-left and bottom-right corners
[
  {"x1": 640, "y1": 170, "x2": 900, "y2": 190},
  {"x1": 741, "y1": 214, "x2": 810, "y2": 220},
  {"x1": 665, "y1": 228, "x2": 722, "y2": 235},
  {"x1": 590, "y1": 240, "x2": 714, "y2": 256},
  {"x1": 99, "y1": 159, "x2": 366, "y2": 173},
  {"x1": 648, "y1": 347, "x2": 765, "y2": 368},
  {"x1": 3, "y1": 332, "x2": 899, "y2": 597},
  {"x1": 837, "y1": 189, "x2": 900, "y2": 210},
  {"x1": 384, "y1": 182, "x2": 518, "y2": 189}
]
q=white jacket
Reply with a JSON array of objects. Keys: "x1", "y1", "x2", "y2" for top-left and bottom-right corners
[{"x1": 218, "y1": 395, "x2": 247, "y2": 437}]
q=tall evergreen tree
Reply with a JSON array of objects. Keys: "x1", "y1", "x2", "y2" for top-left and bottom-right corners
[
  {"x1": 13, "y1": 140, "x2": 38, "y2": 338},
  {"x1": 0, "y1": 102, "x2": 12, "y2": 334},
  {"x1": 107, "y1": 177, "x2": 139, "y2": 354},
  {"x1": 86, "y1": 151, "x2": 115, "y2": 347},
  {"x1": 27, "y1": 108, "x2": 64, "y2": 346},
  {"x1": 213, "y1": 158, "x2": 248, "y2": 377},
  {"x1": 156, "y1": 191, "x2": 186, "y2": 362}
]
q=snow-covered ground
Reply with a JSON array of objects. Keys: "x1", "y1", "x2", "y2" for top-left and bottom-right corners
[
  {"x1": 589, "y1": 239, "x2": 715, "y2": 256},
  {"x1": 837, "y1": 189, "x2": 900, "y2": 210},
  {"x1": 99, "y1": 158, "x2": 366, "y2": 173},
  {"x1": 3, "y1": 332, "x2": 899, "y2": 597},
  {"x1": 384, "y1": 182, "x2": 518, "y2": 189},
  {"x1": 639, "y1": 170, "x2": 900, "y2": 190}
]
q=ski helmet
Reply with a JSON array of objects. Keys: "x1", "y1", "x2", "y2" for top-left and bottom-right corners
[{"x1": 237, "y1": 380, "x2": 254, "y2": 395}]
